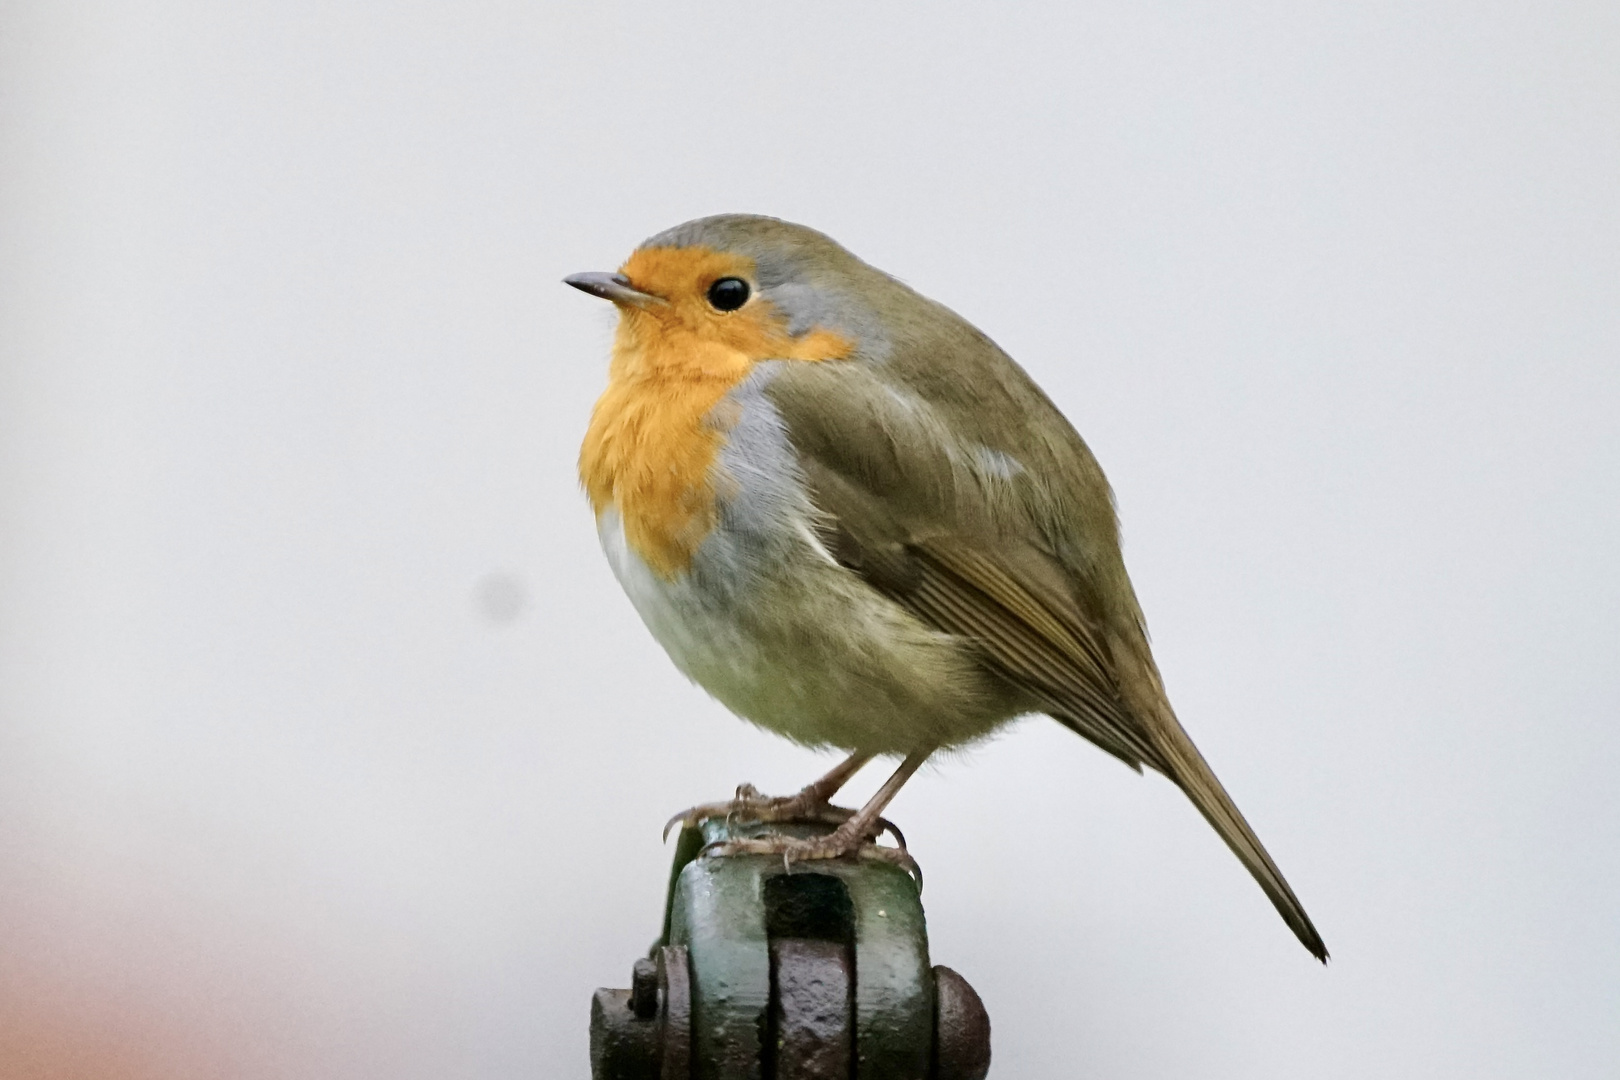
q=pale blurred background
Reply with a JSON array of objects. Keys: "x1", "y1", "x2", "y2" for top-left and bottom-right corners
[{"x1": 2, "y1": 3, "x2": 1616, "y2": 1077}]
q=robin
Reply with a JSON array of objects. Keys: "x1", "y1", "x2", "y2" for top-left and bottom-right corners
[{"x1": 566, "y1": 214, "x2": 1328, "y2": 961}]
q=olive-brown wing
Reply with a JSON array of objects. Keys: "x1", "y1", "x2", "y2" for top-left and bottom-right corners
[{"x1": 792, "y1": 445, "x2": 1167, "y2": 775}]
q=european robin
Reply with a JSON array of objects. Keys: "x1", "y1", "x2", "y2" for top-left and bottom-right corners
[{"x1": 566, "y1": 214, "x2": 1328, "y2": 961}]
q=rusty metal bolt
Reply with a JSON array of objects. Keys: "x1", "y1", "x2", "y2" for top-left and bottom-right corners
[
  {"x1": 589, "y1": 985, "x2": 659, "y2": 1079},
  {"x1": 932, "y1": 965, "x2": 991, "y2": 1080},
  {"x1": 654, "y1": 946, "x2": 691, "y2": 1080},
  {"x1": 589, "y1": 948, "x2": 691, "y2": 1080},
  {"x1": 630, "y1": 957, "x2": 659, "y2": 1020}
]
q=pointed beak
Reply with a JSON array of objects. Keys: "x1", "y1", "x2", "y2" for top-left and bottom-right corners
[{"x1": 563, "y1": 271, "x2": 665, "y2": 309}]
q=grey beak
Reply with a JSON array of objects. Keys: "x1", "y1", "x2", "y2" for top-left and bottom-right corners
[{"x1": 564, "y1": 271, "x2": 664, "y2": 308}]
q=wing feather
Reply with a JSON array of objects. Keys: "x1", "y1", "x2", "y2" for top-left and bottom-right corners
[
  {"x1": 903, "y1": 542, "x2": 1165, "y2": 770},
  {"x1": 764, "y1": 357, "x2": 1328, "y2": 960}
]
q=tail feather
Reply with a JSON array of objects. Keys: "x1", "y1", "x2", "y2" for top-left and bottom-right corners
[{"x1": 1154, "y1": 725, "x2": 1329, "y2": 962}]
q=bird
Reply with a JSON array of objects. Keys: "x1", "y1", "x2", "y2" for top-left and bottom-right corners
[{"x1": 565, "y1": 214, "x2": 1328, "y2": 961}]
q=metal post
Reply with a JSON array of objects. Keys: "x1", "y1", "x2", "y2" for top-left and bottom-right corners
[{"x1": 591, "y1": 818, "x2": 991, "y2": 1079}]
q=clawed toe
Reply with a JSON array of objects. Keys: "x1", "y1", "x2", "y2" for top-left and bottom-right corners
[
  {"x1": 701, "y1": 831, "x2": 922, "y2": 890},
  {"x1": 663, "y1": 800, "x2": 739, "y2": 841},
  {"x1": 661, "y1": 794, "x2": 796, "y2": 841},
  {"x1": 663, "y1": 793, "x2": 903, "y2": 847},
  {"x1": 852, "y1": 841, "x2": 923, "y2": 889}
]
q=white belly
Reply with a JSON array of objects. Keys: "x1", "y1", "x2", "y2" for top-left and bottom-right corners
[{"x1": 596, "y1": 504, "x2": 1013, "y2": 754}]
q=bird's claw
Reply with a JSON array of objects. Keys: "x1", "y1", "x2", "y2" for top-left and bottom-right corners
[
  {"x1": 700, "y1": 831, "x2": 923, "y2": 891},
  {"x1": 662, "y1": 784, "x2": 902, "y2": 847}
]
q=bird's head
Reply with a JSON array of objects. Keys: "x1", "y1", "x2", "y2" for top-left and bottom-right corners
[{"x1": 565, "y1": 214, "x2": 903, "y2": 372}]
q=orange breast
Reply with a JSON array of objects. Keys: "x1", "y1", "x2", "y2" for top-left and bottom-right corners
[
  {"x1": 579, "y1": 247, "x2": 853, "y2": 579},
  {"x1": 579, "y1": 337, "x2": 749, "y2": 579}
]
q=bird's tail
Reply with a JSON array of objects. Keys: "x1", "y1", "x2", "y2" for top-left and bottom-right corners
[{"x1": 1153, "y1": 720, "x2": 1329, "y2": 962}]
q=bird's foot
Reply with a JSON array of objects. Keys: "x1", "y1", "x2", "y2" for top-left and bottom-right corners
[
  {"x1": 702, "y1": 817, "x2": 922, "y2": 889},
  {"x1": 662, "y1": 783, "x2": 904, "y2": 848}
]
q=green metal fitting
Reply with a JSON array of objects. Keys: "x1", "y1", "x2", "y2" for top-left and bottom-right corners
[{"x1": 590, "y1": 818, "x2": 990, "y2": 1080}]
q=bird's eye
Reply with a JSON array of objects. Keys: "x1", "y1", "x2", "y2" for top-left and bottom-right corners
[{"x1": 706, "y1": 277, "x2": 750, "y2": 312}]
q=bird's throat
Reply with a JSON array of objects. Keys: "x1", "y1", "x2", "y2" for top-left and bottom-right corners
[{"x1": 579, "y1": 328, "x2": 754, "y2": 579}]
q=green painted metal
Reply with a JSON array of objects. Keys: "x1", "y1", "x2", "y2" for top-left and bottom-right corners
[
  {"x1": 843, "y1": 859, "x2": 933, "y2": 1079},
  {"x1": 666, "y1": 840, "x2": 772, "y2": 1079},
  {"x1": 660, "y1": 820, "x2": 934, "y2": 1080}
]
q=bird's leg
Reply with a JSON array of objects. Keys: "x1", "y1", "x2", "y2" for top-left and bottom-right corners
[
  {"x1": 663, "y1": 752, "x2": 875, "y2": 839},
  {"x1": 798, "y1": 750, "x2": 877, "y2": 805},
  {"x1": 702, "y1": 749, "x2": 934, "y2": 885}
]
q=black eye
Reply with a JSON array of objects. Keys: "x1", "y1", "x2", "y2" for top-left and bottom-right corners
[{"x1": 706, "y1": 277, "x2": 750, "y2": 311}]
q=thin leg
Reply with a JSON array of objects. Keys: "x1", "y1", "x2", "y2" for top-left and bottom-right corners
[
  {"x1": 663, "y1": 751, "x2": 875, "y2": 840},
  {"x1": 704, "y1": 748, "x2": 936, "y2": 885},
  {"x1": 825, "y1": 749, "x2": 929, "y2": 846},
  {"x1": 799, "y1": 751, "x2": 875, "y2": 804}
]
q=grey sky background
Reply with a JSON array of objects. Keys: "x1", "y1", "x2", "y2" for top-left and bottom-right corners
[{"x1": 2, "y1": 3, "x2": 1616, "y2": 1077}]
